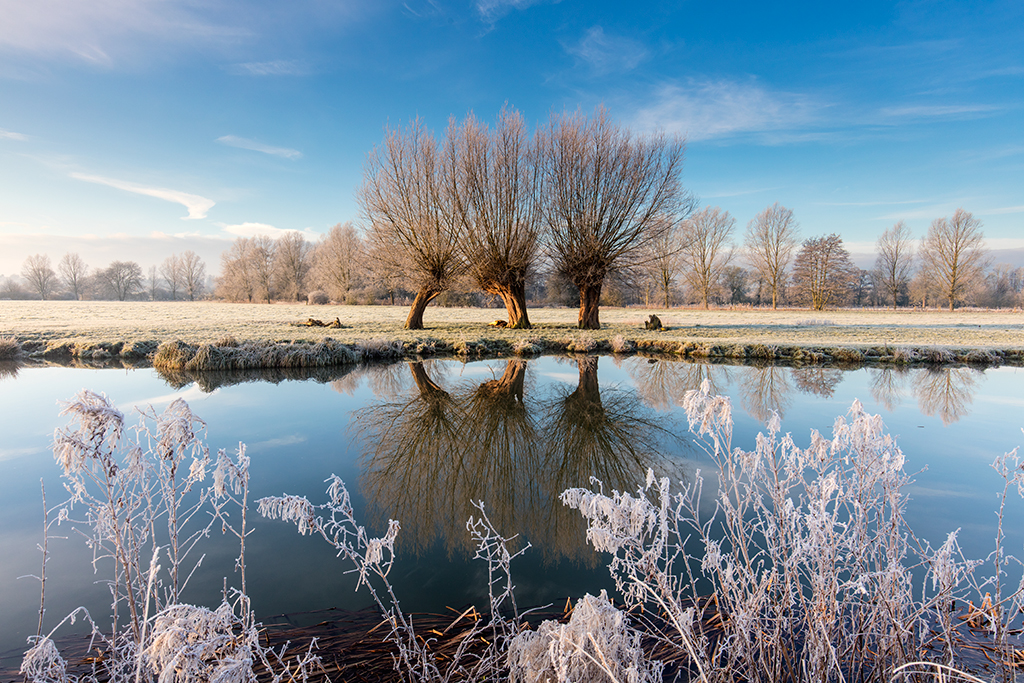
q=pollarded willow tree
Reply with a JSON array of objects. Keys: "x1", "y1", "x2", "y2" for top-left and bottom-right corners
[
  {"x1": 919, "y1": 208, "x2": 987, "y2": 311},
  {"x1": 541, "y1": 109, "x2": 687, "y2": 329},
  {"x1": 744, "y1": 203, "x2": 800, "y2": 309},
  {"x1": 451, "y1": 108, "x2": 543, "y2": 329},
  {"x1": 680, "y1": 206, "x2": 735, "y2": 309},
  {"x1": 790, "y1": 233, "x2": 858, "y2": 310},
  {"x1": 361, "y1": 119, "x2": 465, "y2": 330}
]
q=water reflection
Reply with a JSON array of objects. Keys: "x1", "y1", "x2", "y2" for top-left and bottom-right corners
[
  {"x1": 738, "y1": 363, "x2": 794, "y2": 422},
  {"x1": 868, "y1": 367, "x2": 910, "y2": 411},
  {"x1": 0, "y1": 360, "x2": 22, "y2": 381},
  {"x1": 866, "y1": 366, "x2": 981, "y2": 425},
  {"x1": 158, "y1": 364, "x2": 360, "y2": 392},
  {"x1": 628, "y1": 358, "x2": 730, "y2": 409},
  {"x1": 356, "y1": 357, "x2": 681, "y2": 562},
  {"x1": 913, "y1": 367, "x2": 981, "y2": 426},
  {"x1": 791, "y1": 367, "x2": 845, "y2": 398}
]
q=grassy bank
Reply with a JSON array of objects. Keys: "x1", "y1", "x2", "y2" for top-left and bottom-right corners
[{"x1": 2, "y1": 300, "x2": 1023, "y2": 368}]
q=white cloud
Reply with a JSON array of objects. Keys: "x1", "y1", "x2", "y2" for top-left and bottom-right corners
[
  {"x1": 219, "y1": 222, "x2": 319, "y2": 239},
  {"x1": 879, "y1": 104, "x2": 1002, "y2": 120},
  {"x1": 564, "y1": 26, "x2": 648, "y2": 73},
  {"x1": 981, "y1": 205, "x2": 1024, "y2": 216},
  {"x1": 0, "y1": 128, "x2": 28, "y2": 141},
  {"x1": 633, "y1": 80, "x2": 823, "y2": 142},
  {"x1": 0, "y1": 0, "x2": 249, "y2": 66},
  {"x1": 227, "y1": 60, "x2": 308, "y2": 76},
  {"x1": 129, "y1": 385, "x2": 216, "y2": 410},
  {"x1": 216, "y1": 135, "x2": 302, "y2": 160},
  {"x1": 70, "y1": 172, "x2": 215, "y2": 219},
  {"x1": 476, "y1": 0, "x2": 559, "y2": 22}
]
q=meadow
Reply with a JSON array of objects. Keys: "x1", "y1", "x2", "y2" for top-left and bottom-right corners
[{"x1": 2, "y1": 300, "x2": 1023, "y2": 361}]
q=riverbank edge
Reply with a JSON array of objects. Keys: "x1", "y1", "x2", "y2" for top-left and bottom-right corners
[{"x1": 3, "y1": 334, "x2": 1023, "y2": 369}]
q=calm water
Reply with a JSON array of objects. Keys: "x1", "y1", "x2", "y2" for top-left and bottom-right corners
[{"x1": 0, "y1": 356, "x2": 1022, "y2": 663}]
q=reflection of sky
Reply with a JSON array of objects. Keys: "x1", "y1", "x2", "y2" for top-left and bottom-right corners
[{"x1": 0, "y1": 359, "x2": 1021, "y2": 660}]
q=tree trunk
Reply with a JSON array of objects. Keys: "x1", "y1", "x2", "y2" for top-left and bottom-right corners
[
  {"x1": 405, "y1": 287, "x2": 440, "y2": 329},
  {"x1": 409, "y1": 361, "x2": 446, "y2": 397},
  {"x1": 492, "y1": 283, "x2": 531, "y2": 329},
  {"x1": 578, "y1": 283, "x2": 602, "y2": 329}
]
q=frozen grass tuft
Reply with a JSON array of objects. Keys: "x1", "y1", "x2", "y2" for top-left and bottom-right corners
[
  {"x1": 610, "y1": 335, "x2": 635, "y2": 354},
  {"x1": 507, "y1": 590, "x2": 662, "y2": 683},
  {"x1": 0, "y1": 335, "x2": 23, "y2": 359},
  {"x1": 355, "y1": 337, "x2": 404, "y2": 360},
  {"x1": 793, "y1": 318, "x2": 838, "y2": 326}
]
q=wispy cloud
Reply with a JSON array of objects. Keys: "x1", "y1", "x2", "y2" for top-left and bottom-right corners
[
  {"x1": 0, "y1": 128, "x2": 28, "y2": 141},
  {"x1": 879, "y1": 104, "x2": 1002, "y2": 120},
  {"x1": 633, "y1": 79, "x2": 823, "y2": 141},
  {"x1": 70, "y1": 172, "x2": 215, "y2": 219},
  {"x1": 216, "y1": 135, "x2": 302, "y2": 160},
  {"x1": 0, "y1": 0, "x2": 249, "y2": 67},
  {"x1": 476, "y1": 0, "x2": 559, "y2": 22},
  {"x1": 219, "y1": 222, "x2": 319, "y2": 239},
  {"x1": 816, "y1": 199, "x2": 930, "y2": 207},
  {"x1": 980, "y1": 205, "x2": 1024, "y2": 216},
  {"x1": 702, "y1": 186, "x2": 783, "y2": 199},
  {"x1": 227, "y1": 60, "x2": 309, "y2": 77},
  {"x1": 564, "y1": 26, "x2": 648, "y2": 74}
]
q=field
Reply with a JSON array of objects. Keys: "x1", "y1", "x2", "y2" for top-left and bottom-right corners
[{"x1": 2, "y1": 300, "x2": 1023, "y2": 362}]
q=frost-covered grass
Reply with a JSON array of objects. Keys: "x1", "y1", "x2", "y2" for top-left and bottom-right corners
[
  {"x1": 23, "y1": 385, "x2": 1024, "y2": 682},
  {"x1": 3, "y1": 301, "x2": 1024, "y2": 354}
]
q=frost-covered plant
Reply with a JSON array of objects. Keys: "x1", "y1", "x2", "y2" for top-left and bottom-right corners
[
  {"x1": 562, "y1": 380, "x2": 1020, "y2": 683},
  {"x1": 0, "y1": 334, "x2": 22, "y2": 358},
  {"x1": 507, "y1": 590, "x2": 662, "y2": 683},
  {"x1": 260, "y1": 481, "x2": 529, "y2": 682},
  {"x1": 610, "y1": 335, "x2": 634, "y2": 354},
  {"x1": 26, "y1": 392, "x2": 321, "y2": 683},
  {"x1": 356, "y1": 337, "x2": 404, "y2": 360}
]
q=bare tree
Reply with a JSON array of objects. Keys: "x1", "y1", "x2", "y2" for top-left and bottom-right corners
[
  {"x1": 160, "y1": 254, "x2": 183, "y2": 300},
  {"x1": 101, "y1": 261, "x2": 144, "y2": 301},
  {"x1": 58, "y1": 253, "x2": 89, "y2": 300},
  {"x1": 250, "y1": 236, "x2": 276, "y2": 303},
  {"x1": 790, "y1": 234, "x2": 859, "y2": 310},
  {"x1": 218, "y1": 238, "x2": 256, "y2": 302},
  {"x1": 21, "y1": 254, "x2": 57, "y2": 300},
  {"x1": 639, "y1": 214, "x2": 684, "y2": 308},
  {"x1": 541, "y1": 108, "x2": 686, "y2": 329},
  {"x1": 875, "y1": 221, "x2": 915, "y2": 310},
  {"x1": 452, "y1": 108, "x2": 542, "y2": 329},
  {"x1": 180, "y1": 250, "x2": 206, "y2": 301},
  {"x1": 919, "y1": 208, "x2": 987, "y2": 311},
  {"x1": 148, "y1": 265, "x2": 160, "y2": 300},
  {"x1": 311, "y1": 222, "x2": 363, "y2": 303},
  {"x1": 680, "y1": 206, "x2": 735, "y2": 309},
  {"x1": 360, "y1": 119, "x2": 465, "y2": 329},
  {"x1": 274, "y1": 232, "x2": 312, "y2": 302},
  {"x1": 744, "y1": 203, "x2": 800, "y2": 309}
]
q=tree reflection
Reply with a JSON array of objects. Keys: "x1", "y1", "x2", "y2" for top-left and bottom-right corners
[
  {"x1": 913, "y1": 367, "x2": 981, "y2": 425},
  {"x1": 627, "y1": 358, "x2": 730, "y2": 410},
  {"x1": 791, "y1": 367, "x2": 844, "y2": 398},
  {"x1": 356, "y1": 362, "x2": 470, "y2": 554},
  {"x1": 356, "y1": 356, "x2": 678, "y2": 562},
  {"x1": 736, "y1": 362, "x2": 793, "y2": 422},
  {"x1": 868, "y1": 367, "x2": 910, "y2": 411}
]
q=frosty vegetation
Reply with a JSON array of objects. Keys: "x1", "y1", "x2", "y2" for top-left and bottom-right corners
[{"x1": 22, "y1": 384, "x2": 1024, "y2": 682}]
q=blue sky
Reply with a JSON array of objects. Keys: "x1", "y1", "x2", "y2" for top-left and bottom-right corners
[{"x1": 1, "y1": 0, "x2": 1022, "y2": 276}]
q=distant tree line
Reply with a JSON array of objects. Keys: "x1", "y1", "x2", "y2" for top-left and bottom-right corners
[
  {"x1": 6, "y1": 251, "x2": 207, "y2": 302},
  {"x1": 8, "y1": 113, "x2": 1020, "y2": 315}
]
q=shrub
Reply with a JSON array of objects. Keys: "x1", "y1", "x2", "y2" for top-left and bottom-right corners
[{"x1": 307, "y1": 290, "x2": 330, "y2": 305}]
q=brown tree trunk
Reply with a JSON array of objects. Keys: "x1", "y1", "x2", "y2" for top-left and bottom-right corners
[
  {"x1": 578, "y1": 283, "x2": 602, "y2": 329},
  {"x1": 409, "y1": 361, "x2": 446, "y2": 397},
  {"x1": 405, "y1": 287, "x2": 440, "y2": 329},
  {"x1": 477, "y1": 359, "x2": 527, "y2": 403},
  {"x1": 492, "y1": 283, "x2": 531, "y2": 329}
]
